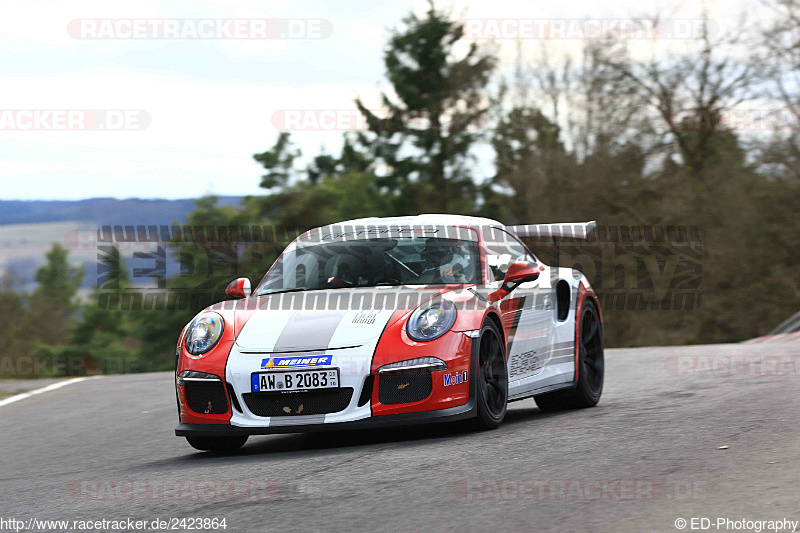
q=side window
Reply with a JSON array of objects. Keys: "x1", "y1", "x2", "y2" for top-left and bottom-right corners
[{"x1": 485, "y1": 228, "x2": 535, "y2": 282}]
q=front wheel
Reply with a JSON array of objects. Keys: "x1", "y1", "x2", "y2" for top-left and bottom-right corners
[
  {"x1": 473, "y1": 320, "x2": 508, "y2": 429},
  {"x1": 185, "y1": 435, "x2": 248, "y2": 452}
]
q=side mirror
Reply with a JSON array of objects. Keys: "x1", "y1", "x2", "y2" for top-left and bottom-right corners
[
  {"x1": 225, "y1": 278, "x2": 251, "y2": 299},
  {"x1": 488, "y1": 262, "x2": 542, "y2": 303}
]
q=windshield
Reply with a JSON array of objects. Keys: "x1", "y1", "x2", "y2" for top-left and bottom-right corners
[{"x1": 256, "y1": 237, "x2": 481, "y2": 295}]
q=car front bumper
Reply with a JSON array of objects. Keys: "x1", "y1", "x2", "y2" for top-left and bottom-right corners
[{"x1": 175, "y1": 396, "x2": 476, "y2": 436}]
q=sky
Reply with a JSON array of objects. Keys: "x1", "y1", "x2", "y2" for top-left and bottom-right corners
[{"x1": 0, "y1": 0, "x2": 758, "y2": 201}]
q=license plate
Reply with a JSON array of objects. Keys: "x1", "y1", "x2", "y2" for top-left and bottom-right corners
[{"x1": 251, "y1": 369, "x2": 339, "y2": 392}]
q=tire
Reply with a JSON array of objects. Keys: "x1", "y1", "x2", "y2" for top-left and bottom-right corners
[
  {"x1": 473, "y1": 319, "x2": 508, "y2": 429},
  {"x1": 185, "y1": 435, "x2": 248, "y2": 452},
  {"x1": 534, "y1": 299, "x2": 604, "y2": 411}
]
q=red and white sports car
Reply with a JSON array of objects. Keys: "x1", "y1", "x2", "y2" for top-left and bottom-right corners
[{"x1": 175, "y1": 215, "x2": 603, "y2": 451}]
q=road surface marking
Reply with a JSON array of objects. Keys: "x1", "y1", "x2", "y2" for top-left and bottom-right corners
[{"x1": 0, "y1": 377, "x2": 100, "y2": 407}]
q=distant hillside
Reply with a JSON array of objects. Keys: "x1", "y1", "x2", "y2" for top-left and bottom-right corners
[
  {"x1": 0, "y1": 197, "x2": 247, "y2": 293},
  {"x1": 0, "y1": 197, "x2": 245, "y2": 227}
]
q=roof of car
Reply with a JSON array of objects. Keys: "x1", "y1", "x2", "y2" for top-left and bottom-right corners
[
  {"x1": 331, "y1": 214, "x2": 504, "y2": 228},
  {"x1": 293, "y1": 214, "x2": 505, "y2": 244}
]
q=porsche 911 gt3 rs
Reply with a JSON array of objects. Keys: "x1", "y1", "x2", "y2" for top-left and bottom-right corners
[{"x1": 174, "y1": 215, "x2": 604, "y2": 451}]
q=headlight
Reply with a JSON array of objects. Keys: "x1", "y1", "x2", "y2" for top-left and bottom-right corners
[
  {"x1": 406, "y1": 300, "x2": 457, "y2": 342},
  {"x1": 184, "y1": 312, "x2": 224, "y2": 355}
]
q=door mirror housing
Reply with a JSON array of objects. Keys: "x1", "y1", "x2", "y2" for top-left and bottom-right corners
[
  {"x1": 488, "y1": 262, "x2": 542, "y2": 303},
  {"x1": 225, "y1": 278, "x2": 251, "y2": 299}
]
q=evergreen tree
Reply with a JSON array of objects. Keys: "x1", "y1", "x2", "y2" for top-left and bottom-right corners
[
  {"x1": 355, "y1": 1, "x2": 496, "y2": 214},
  {"x1": 26, "y1": 244, "x2": 84, "y2": 346}
]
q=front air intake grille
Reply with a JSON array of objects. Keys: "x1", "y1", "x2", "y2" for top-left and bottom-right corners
[
  {"x1": 378, "y1": 370, "x2": 432, "y2": 405},
  {"x1": 242, "y1": 388, "x2": 354, "y2": 417},
  {"x1": 185, "y1": 381, "x2": 228, "y2": 414}
]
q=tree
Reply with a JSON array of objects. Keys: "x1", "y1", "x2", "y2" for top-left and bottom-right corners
[
  {"x1": 599, "y1": 15, "x2": 759, "y2": 178},
  {"x1": 251, "y1": 132, "x2": 387, "y2": 228},
  {"x1": 0, "y1": 273, "x2": 34, "y2": 364},
  {"x1": 483, "y1": 42, "x2": 656, "y2": 226},
  {"x1": 266, "y1": 170, "x2": 391, "y2": 229},
  {"x1": 761, "y1": 0, "x2": 800, "y2": 123},
  {"x1": 253, "y1": 131, "x2": 301, "y2": 190},
  {"x1": 485, "y1": 105, "x2": 574, "y2": 223},
  {"x1": 32, "y1": 243, "x2": 84, "y2": 306},
  {"x1": 355, "y1": 1, "x2": 496, "y2": 214},
  {"x1": 25, "y1": 243, "x2": 84, "y2": 346},
  {"x1": 63, "y1": 246, "x2": 140, "y2": 374},
  {"x1": 130, "y1": 195, "x2": 272, "y2": 371},
  {"x1": 758, "y1": 0, "x2": 800, "y2": 182}
]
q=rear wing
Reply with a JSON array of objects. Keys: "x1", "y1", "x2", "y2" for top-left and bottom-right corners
[
  {"x1": 506, "y1": 221, "x2": 597, "y2": 240},
  {"x1": 506, "y1": 221, "x2": 596, "y2": 270}
]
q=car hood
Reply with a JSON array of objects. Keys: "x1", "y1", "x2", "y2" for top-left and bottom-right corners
[{"x1": 234, "y1": 287, "x2": 456, "y2": 352}]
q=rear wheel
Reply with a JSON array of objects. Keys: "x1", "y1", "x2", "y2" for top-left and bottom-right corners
[
  {"x1": 473, "y1": 320, "x2": 508, "y2": 429},
  {"x1": 534, "y1": 299, "x2": 604, "y2": 411},
  {"x1": 185, "y1": 435, "x2": 248, "y2": 452}
]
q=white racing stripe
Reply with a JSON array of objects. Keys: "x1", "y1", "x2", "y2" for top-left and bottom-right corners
[{"x1": 0, "y1": 376, "x2": 98, "y2": 407}]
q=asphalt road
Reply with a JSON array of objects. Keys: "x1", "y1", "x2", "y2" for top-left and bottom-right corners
[{"x1": 2, "y1": 343, "x2": 799, "y2": 533}]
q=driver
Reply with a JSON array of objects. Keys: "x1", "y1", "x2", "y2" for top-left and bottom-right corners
[
  {"x1": 421, "y1": 239, "x2": 471, "y2": 284},
  {"x1": 327, "y1": 257, "x2": 358, "y2": 287}
]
